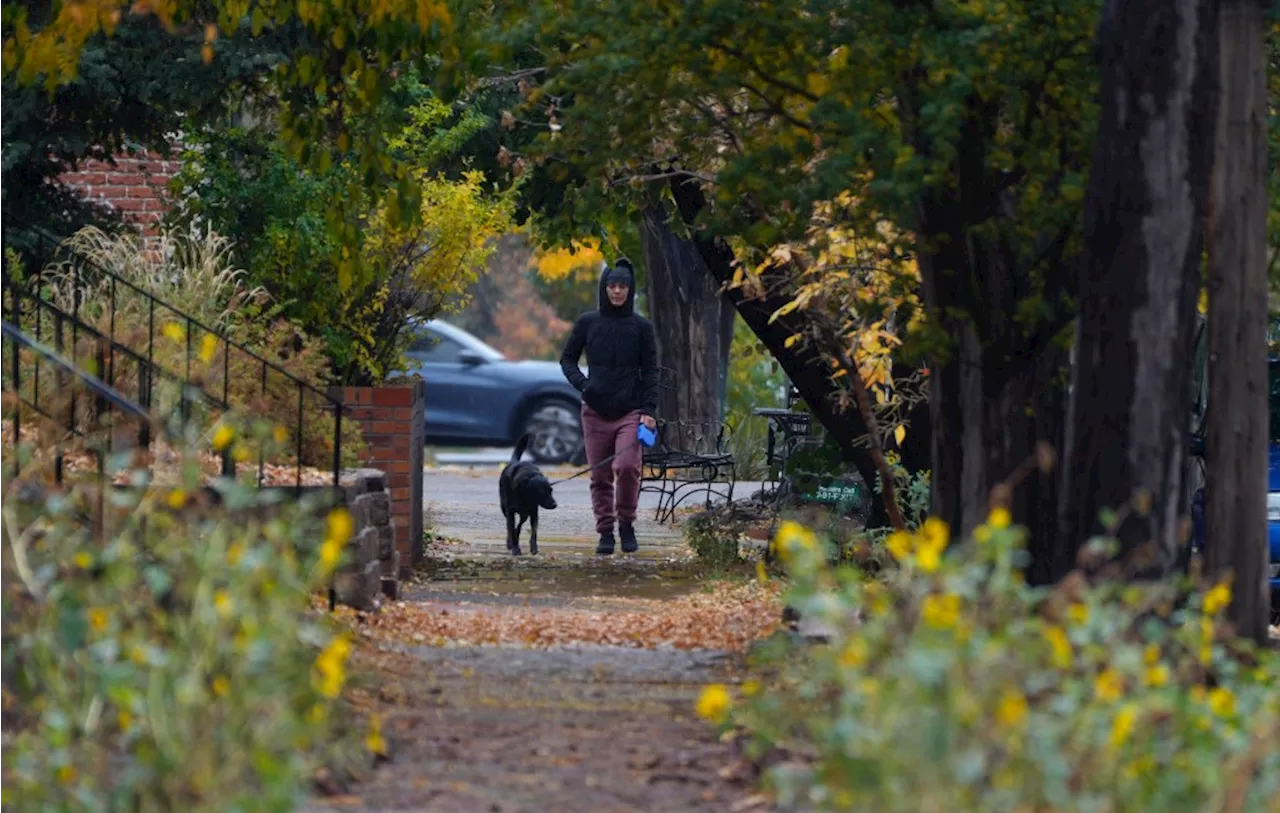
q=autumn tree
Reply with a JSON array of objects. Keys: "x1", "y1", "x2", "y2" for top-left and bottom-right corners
[
  {"x1": 169, "y1": 87, "x2": 516, "y2": 383},
  {"x1": 3, "y1": 0, "x2": 454, "y2": 285},
  {"x1": 1, "y1": 10, "x2": 290, "y2": 260},
  {"x1": 450, "y1": 0, "x2": 1099, "y2": 545}
]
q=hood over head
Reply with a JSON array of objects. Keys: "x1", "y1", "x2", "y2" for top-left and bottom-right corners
[{"x1": 598, "y1": 258, "x2": 636, "y2": 316}]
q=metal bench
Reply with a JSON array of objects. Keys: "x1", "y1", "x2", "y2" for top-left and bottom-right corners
[{"x1": 640, "y1": 368, "x2": 736, "y2": 523}]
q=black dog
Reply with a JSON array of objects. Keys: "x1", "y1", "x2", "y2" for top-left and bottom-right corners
[{"x1": 499, "y1": 434, "x2": 558, "y2": 555}]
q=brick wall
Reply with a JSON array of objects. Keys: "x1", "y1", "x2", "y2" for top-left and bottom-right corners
[
  {"x1": 334, "y1": 383, "x2": 426, "y2": 579},
  {"x1": 60, "y1": 152, "x2": 179, "y2": 233}
]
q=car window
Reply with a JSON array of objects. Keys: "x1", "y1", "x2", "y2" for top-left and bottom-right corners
[{"x1": 407, "y1": 331, "x2": 465, "y2": 364}]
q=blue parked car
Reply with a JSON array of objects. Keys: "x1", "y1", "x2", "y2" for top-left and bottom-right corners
[
  {"x1": 1187, "y1": 328, "x2": 1280, "y2": 610},
  {"x1": 404, "y1": 319, "x2": 585, "y2": 464}
]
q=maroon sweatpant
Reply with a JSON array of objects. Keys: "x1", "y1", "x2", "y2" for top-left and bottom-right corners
[{"x1": 581, "y1": 405, "x2": 643, "y2": 533}]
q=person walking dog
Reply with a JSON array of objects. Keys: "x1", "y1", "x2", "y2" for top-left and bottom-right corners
[{"x1": 559, "y1": 258, "x2": 660, "y2": 554}]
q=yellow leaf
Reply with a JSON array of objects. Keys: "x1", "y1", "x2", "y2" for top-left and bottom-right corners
[{"x1": 894, "y1": 425, "x2": 906, "y2": 446}]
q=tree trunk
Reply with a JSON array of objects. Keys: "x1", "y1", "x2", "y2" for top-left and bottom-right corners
[
  {"x1": 1059, "y1": 0, "x2": 1219, "y2": 577},
  {"x1": 1205, "y1": 0, "x2": 1269, "y2": 643},
  {"x1": 639, "y1": 202, "x2": 736, "y2": 441},
  {"x1": 911, "y1": 103, "x2": 1065, "y2": 548}
]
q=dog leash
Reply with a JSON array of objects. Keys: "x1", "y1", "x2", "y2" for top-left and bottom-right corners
[{"x1": 549, "y1": 438, "x2": 643, "y2": 486}]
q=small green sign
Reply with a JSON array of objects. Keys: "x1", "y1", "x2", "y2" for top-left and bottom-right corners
[{"x1": 797, "y1": 477, "x2": 867, "y2": 506}]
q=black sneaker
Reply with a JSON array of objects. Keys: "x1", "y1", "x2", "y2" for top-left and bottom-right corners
[
  {"x1": 620, "y1": 523, "x2": 638, "y2": 554},
  {"x1": 596, "y1": 532, "x2": 616, "y2": 555}
]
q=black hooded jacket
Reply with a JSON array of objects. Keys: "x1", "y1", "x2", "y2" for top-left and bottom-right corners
[{"x1": 559, "y1": 261, "x2": 660, "y2": 420}]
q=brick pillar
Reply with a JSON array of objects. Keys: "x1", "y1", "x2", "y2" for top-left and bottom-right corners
[{"x1": 336, "y1": 382, "x2": 425, "y2": 579}]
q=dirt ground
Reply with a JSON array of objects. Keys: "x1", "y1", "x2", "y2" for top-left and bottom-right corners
[{"x1": 303, "y1": 470, "x2": 779, "y2": 813}]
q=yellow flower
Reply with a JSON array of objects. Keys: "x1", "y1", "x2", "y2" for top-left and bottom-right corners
[
  {"x1": 227, "y1": 542, "x2": 245, "y2": 566},
  {"x1": 167, "y1": 489, "x2": 186, "y2": 510},
  {"x1": 308, "y1": 704, "x2": 327, "y2": 724},
  {"x1": 839, "y1": 638, "x2": 868, "y2": 669},
  {"x1": 741, "y1": 679, "x2": 761, "y2": 697},
  {"x1": 885, "y1": 530, "x2": 913, "y2": 562},
  {"x1": 1207, "y1": 687, "x2": 1236, "y2": 717},
  {"x1": 995, "y1": 687, "x2": 1029, "y2": 729},
  {"x1": 73, "y1": 551, "x2": 93, "y2": 569},
  {"x1": 1109, "y1": 704, "x2": 1139, "y2": 749},
  {"x1": 973, "y1": 524, "x2": 992, "y2": 544},
  {"x1": 366, "y1": 714, "x2": 388, "y2": 756},
  {"x1": 921, "y1": 593, "x2": 961, "y2": 630},
  {"x1": 198, "y1": 333, "x2": 218, "y2": 363},
  {"x1": 695, "y1": 684, "x2": 732, "y2": 724},
  {"x1": 212, "y1": 676, "x2": 230, "y2": 697},
  {"x1": 1066, "y1": 603, "x2": 1089, "y2": 626},
  {"x1": 1202, "y1": 581, "x2": 1231, "y2": 616},
  {"x1": 313, "y1": 636, "x2": 352, "y2": 699},
  {"x1": 213, "y1": 590, "x2": 233, "y2": 618},
  {"x1": 774, "y1": 520, "x2": 817, "y2": 562},
  {"x1": 273, "y1": 425, "x2": 289, "y2": 445},
  {"x1": 1144, "y1": 663, "x2": 1170, "y2": 688},
  {"x1": 231, "y1": 443, "x2": 251, "y2": 463},
  {"x1": 87, "y1": 607, "x2": 109, "y2": 632},
  {"x1": 56, "y1": 765, "x2": 76, "y2": 785},
  {"x1": 1143, "y1": 644, "x2": 1161, "y2": 665},
  {"x1": 327, "y1": 508, "x2": 355, "y2": 544},
  {"x1": 117, "y1": 710, "x2": 133, "y2": 732},
  {"x1": 916, "y1": 544, "x2": 941, "y2": 573},
  {"x1": 161, "y1": 321, "x2": 185, "y2": 343},
  {"x1": 1094, "y1": 668, "x2": 1124, "y2": 703},
  {"x1": 988, "y1": 507, "x2": 1012, "y2": 529},
  {"x1": 319, "y1": 536, "x2": 344, "y2": 574},
  {"x1": 1043, "y1": 625, "x2": 1072, "y2": 669},
  {"x1": 1199, "y1": 645, "x2": 1213, "y2": 666},
  {"x1": 920, "y1": 517, "x2": 949, "y2": 552},
  {"x1": 211, "y1": 424, "x2": 235, "y2": 451}
]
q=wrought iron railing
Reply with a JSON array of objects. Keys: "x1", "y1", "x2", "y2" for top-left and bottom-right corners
[{"x1": 2, "y1": 223, "x2": 345, "y2": 491}]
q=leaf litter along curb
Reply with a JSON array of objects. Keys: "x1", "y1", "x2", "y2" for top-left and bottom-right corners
[{"x1": 326, "y1": 580, "x2": 785, "y2": 652}]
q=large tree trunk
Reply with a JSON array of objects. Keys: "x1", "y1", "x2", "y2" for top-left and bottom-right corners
[
  {"x1": 1205, "y1": 0, "x2": 1269, "y2": 643},
  {"x1": 1059, "y1": 0, "x2": 1219, "y2": 577},
  {"x1": 912, "y1": 104, "x2": 1067, "y2": 550},
  {"x1": 639, "y1": 202, "x2": 736, "y2": 439}
]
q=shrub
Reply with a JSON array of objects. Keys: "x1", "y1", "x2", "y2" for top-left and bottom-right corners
[
  {"x1": 11, "y1": 226, "x2": 363, "y2": 470},
  {"x1": 685, "y1": 510, "x2": 747, "y2": 567},
  {"x1": 709, "y1": 515, "x2": 1280, "y2": 812},
  {"x1": 1, "y1": 420, "x2": 361, "y2": 811}
]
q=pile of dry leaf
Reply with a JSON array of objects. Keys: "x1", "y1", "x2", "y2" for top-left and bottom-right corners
[{"x1": 334, "y1": 581, "x2": 784, "y2": 653}]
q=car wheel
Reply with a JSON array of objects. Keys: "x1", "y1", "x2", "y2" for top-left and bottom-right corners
[{"x1": 522, "y1": 398, "x2": 584, "y2": 464}]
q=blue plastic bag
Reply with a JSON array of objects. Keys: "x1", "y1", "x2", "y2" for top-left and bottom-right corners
[{"x1": 637, "y1": 422, "x2": 657, "y2": 448}]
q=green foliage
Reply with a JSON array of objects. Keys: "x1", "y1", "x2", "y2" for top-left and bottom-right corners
[
  {"x1": 4, "y1": 1, "x2": 452, "y2": 283},
  {"x1": 170, "y1": 76, "x2": 516, "y2": 384},
  {"x1": 724, "y1": 519, "x2": 1280, "y2": 812},
  {"x1": 871, "y1": 458, "x2": 932, "y2": 533},
  {"x1": 0, "y1": 12, "x2": 289, "y2": 260},
  {"x1": 684, "y1": 511, "x2": 744, "y2": 568},
  {"x1": 1, "y1": 425, "x2": 360, "y2": 811}
]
